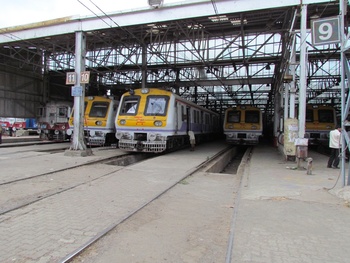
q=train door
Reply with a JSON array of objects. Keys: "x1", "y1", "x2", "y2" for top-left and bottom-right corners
[
  {"x1": 175, "y1": 101, "x2": 179, "y2": 132},
  {"x1": 186, "y1": 106, "x2": 191, "y2": 132},
  {"x1": 201, "y1": 111, "x2": 204, "y2": 133}
]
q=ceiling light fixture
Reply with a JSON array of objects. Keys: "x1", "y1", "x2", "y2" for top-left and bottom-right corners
[{"x1": 148, "y1": 0, "x2": 163, "y2": 9}]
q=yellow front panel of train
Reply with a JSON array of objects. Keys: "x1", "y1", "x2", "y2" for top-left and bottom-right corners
[{"x1": 117, "y1": 88, "x2": 171, "y2": 128}]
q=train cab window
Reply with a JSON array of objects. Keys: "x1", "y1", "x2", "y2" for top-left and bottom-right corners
[
  {"x1": 145, "y1": 96, "x2": 168, "y2": 116},
  {"x1": 58, "y1": 107, "x2": 68, "y2": 118},
  {"x1": 120, "y1": 97, "x2": 140, "y2": 115},
  {"x1": 245, "y1": 111, "x2": 259, "y2": 123},
  {"x1": 318, "y1": 110, "x2": 334, "y2": 123},
  {"x1": 306, "y1": 109, "x2": 314, "y2": 122},
  {"x1": 227, "y1": 111, "x2": 240, "y2": 123},
  {"x1": 89, "y1": 102, "x2": 109, "y2": 117}
]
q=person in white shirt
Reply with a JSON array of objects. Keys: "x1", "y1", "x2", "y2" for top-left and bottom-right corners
[
  {"x1": 327, "y1": 125, "x2": 342, "y2": 169},
  {"x1": 188, "y1": 130, "x2": 195, "y2": 151}
]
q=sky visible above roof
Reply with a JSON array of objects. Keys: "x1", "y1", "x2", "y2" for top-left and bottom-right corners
[{"x1": 0, "y1": 0, "x2": 182, "y2": 28}]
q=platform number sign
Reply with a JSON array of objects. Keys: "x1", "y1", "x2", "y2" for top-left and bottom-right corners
[
  {"x1": 80, "y1": 71, "x2": 90, "y2": 84},
  {"x1": 312, "y1": 16, "x2": 340, "y2": 46},
  {"x1": 66, "y1": 72, "x2": 76, "y2": 85}
]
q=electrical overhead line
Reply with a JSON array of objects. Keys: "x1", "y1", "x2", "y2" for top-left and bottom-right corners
[{"x1": 211, "y1": 0, "x2": 219, "y2": 15}]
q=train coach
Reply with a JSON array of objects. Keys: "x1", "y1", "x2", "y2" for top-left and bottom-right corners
[
  {"x1": 67, "y1": 95, "x2": 119, "y2": 146},
  {"x1": 36, "y1": 101, "x2": 72, "y2": 141},
  {"x1": 304, "y1": 104, "x2": 336, "y2": 146},
  {"x1": 115, "y1": 87, "x2": 220, "y2": 153},
  {"x1": 223, "y1": 105, "x2": 263, "y2": 145}
]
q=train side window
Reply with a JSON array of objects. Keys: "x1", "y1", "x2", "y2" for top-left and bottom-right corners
[
  {"x1": 227, "y1": 111, "x2": 240, "y2": 123},
  {"x1": 182, "y1": 105, "x2": 187, "y2": 121},
  {"x1": 205, "y1": 114, "x2": 209, "y2": 125},
  {"x1": 89, "y1": 102, "x2": 109, "y2": 117},
  {"x1": 145, "y1": 96, "x2": 168, "y2": 116},
  {"x1": 245, "y1": 111, "x2": 259, "y2": 123},
  {"x1": 120, "y1": 97, "x2": 140, "y2": 115}
]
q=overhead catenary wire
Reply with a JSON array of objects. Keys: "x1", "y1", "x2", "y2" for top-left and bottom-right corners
[
  {"x1": 76, "y1": 0, "x2": 219, "y2": 99},
  {"x1": 211, "y1": 0, "x2": 219, "y2": 15}
]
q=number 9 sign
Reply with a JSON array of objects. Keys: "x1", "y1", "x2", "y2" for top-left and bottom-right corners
[{"x1": 312, "y1": 16, "x2": 340, "y2": 45}]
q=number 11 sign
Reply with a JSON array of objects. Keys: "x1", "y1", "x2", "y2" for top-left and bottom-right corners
[{"x1": 312, "y1": 16, "x2": 340, "y2": 46}]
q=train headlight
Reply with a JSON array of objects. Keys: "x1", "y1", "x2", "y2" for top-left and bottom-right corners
[
  {"x1": 54, "y1": 130, "x2": 59, "y2": 135},
  {"x1": 61, "y1": 125, "x2": 65, "y2": 130},
  {"x1": 67, "y1": 129, "x2": 73, "y2": 136},
  {"x1": 251, "y1": 125, "x2": 257, "y2": 130},
  {"x1": 154, "y1": 120, "x2": 163, "y2": 126},
  {"x1": 149, "y1": 133, "x2": 156, "y2": 141},
  {"x1": 120, "y1": 119, "x2": 126, "y2": 125},
  {"x1": 124, "y1": 133, "x2": 132, "y2": 140},
  {"x1": 37, "y1": 129, "x2": 41, "y2": 134},
  {"x1": 141, "y1": 88, "x2": 149, "y2": 94},
  {"x1": 90, "y1": 130, "x2": 96, "y2": 136},
  {"x1": 95, "y1": 121, "x2": 102, "y2": 126},
  {"x1": 227, "y1": 133, "x2": 234, "y2": 138}
]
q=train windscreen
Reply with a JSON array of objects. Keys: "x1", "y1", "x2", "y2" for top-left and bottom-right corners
[
  {"x1": 227, "y1": 111, "x2": 240, "y2": 123},
  {"x1": 318, "y1": 109, "x2": 334, "y2": 123},
  {"x1": 119, "y1": 96, "x2": 140, "y2": 115},
  {"x1": 145, "y1": 96, "x2": 169, "y2": 116},
  {"x1": 89, "y1": 102, "x2": 109, "y2": 118},
  {"x1": 245, "y1": 110, "x2": 260, "y2": 123}
]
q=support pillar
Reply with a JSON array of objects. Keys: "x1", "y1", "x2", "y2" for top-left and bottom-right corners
[{"x1": 65, "y1": 31, "x2": 91, "y2": 156}]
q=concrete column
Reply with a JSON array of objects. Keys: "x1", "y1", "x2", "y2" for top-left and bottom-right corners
[
  {"x1": 298, "y1": 4, "x2": 307, "y2": 139},
  {"x1": 142, "y1": 45, "x2": 147, "y2": 89},
  {"x1": 68, "y1": 31, "x2": 88, "y2": 153}
]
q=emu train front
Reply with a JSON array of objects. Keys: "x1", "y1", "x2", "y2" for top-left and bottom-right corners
[
  {"x1": 115, "y1": 88, "x2": 220, "y2": 153},
  {"x1": 304, "y1": 104, "x2": 336, "y2": 146},
  {"x1": 223, "y1": 106, "x2": 263, "y2": 145},
  {"x1": 67, "y1": 96, "x2": 119, "y2": 146}
]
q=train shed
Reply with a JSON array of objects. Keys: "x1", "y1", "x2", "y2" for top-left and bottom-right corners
[{"x1": 0, "y1": 0, "x2": 349, "y2": 172}]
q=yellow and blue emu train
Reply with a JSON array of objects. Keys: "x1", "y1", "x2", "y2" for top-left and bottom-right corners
[
  {"x1": 67, "y1": 96, "x2": 119, "y2": 146},
  {"x1": 223, "y1": 106, "x2": 263, "y2": 145},
  {"x1": 304, "y1": 104, "x2": 336, "y2": 146},
  {"x1": 115, "y1": 88, "x2": 220, "y2": 153}
]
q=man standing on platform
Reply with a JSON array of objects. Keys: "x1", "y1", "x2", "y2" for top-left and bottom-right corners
[
  {"x1": 327, "y1": 124, "x2": 342, "y2": 169},
  {"x1": 188, "y1": 130, "x2": 195, "y2": 151}
]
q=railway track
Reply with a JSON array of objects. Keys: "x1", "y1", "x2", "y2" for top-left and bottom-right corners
[
  {"x1": 63, "y1": 147, "x2": 250, "y2": 263},
  {"x1": 0, "y1": 142, "x2": 246, "y2": 263},
  {"x1": 0, "y1": 152, "x2": 154, "y2": 215}
]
